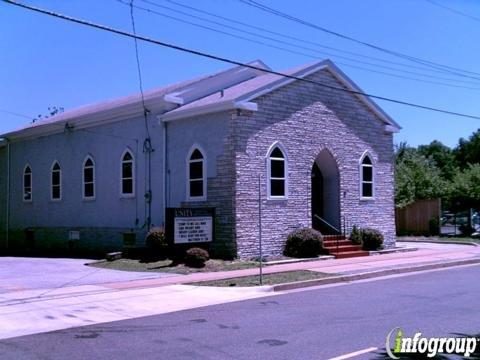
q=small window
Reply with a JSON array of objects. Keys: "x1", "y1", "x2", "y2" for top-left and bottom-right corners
[
  {"x1": 121, "y1": 150, "x2": 135, "y2": 197},
  {"x1": 187, "y1": 147, "x2": 206, "y2": 201},
  {"x1": 23, "y1": 165, "x2": 32, "y2": 202},
  {"x1": 360, "y1": 154, "x2": 374, "y2": 199},
  {"x1": 267, "y1": 144, "x2": 287, "y2": 199},
  {"x1": 83, "y1": 156, "x2": 95, "y2": 200},
  {"x1": 51, "y1": 161, "x2": 61, "y2": 200}
]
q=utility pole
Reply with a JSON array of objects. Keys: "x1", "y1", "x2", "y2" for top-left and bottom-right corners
[{"x1": 258, "y1": 175, "x2": 263, "y2": 285}]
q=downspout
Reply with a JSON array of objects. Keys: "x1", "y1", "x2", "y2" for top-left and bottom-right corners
[
  {"x1": 6, "y1": 138, "x2": 10, "y2": 249},
  {"x1": 162, "y1": 119, "x2": 168, "y2": 226}
]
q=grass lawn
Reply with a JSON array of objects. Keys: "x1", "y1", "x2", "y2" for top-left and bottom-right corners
[
  {"x1": 190, "y1": 270, "x2": 334, "y2": 287},
  {"x1": 89, "y1": 258, "x2": 260, "y2": 275}
]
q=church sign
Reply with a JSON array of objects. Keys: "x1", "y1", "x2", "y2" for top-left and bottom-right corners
[{"x1": 166, "y1": 208, "x2": 215, "y2": 244}]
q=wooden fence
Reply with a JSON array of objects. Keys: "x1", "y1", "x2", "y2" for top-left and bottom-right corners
[{"x1": 395, "y1": 199, "x2": 441, "y2": 236}]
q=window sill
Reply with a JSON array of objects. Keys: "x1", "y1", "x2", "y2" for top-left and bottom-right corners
[
  {"x1": 83, "y1": 197, "x2": 96, "y2": 202},
  {"x1": 360, "y1": 197, "x2": 375, "y2": 202},
  {"x1": 120, "y1": 194, "x2": 135, "y2": 199},
  {"x1": 186, "y1": 197, "x2": 207, "y2": 202},
  {"x1": 267, "y1": 196, "x2": 288, "y2": 201}
]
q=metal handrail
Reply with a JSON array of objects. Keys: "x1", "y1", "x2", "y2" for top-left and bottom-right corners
[
  {"x1": 314, "y1": 215, "x2": 352, "y2": 256},
  {"x1": 313, "y1": 214, "x2": 340, "y2": 234}
]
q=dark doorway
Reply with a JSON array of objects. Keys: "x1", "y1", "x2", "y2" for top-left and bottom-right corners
[
  {"x1": 311, "y1": 150, "x2": 341, "y2": 234},
  {"x1": 311, "y1": 162, "x2": 324, "y2": 220}
]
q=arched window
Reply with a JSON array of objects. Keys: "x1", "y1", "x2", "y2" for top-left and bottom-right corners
[
  {"x1": 83, "y1": 156, "x2": 95, "y2": 200},
  {"x1": 121, "y1": 150, "x2": 135, "y2": 196},
  {"x1": 23, "y1": 165, "x2": 32, "y2": 202},
  {"x1": 267, "y1": 144, "x2": 287, "y2": 199},
  {"x1": 187, "y1": 147, "x2": 206, "y2": 201},
  {"x1": 51, "y1": 161, "x2": 62, "y2": 200},
  {"x1": 360, "y1": 153, "x2": 374, "y2": 199}
]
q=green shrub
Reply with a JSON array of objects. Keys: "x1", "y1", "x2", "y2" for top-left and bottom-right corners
[
  {"x1": 145, "y1": 227, "x2": 169, "y2": 258},
  {"x1": 185, "y1": 247, "x2": 209, "y2": 268},
  {"x1": 360, "y1": 228, "x2": 384, "y2": 251},
  {"x1": 283, "y1": 228, "x2": 324, "y2": 258},
  {"x1": 349, "y1": 225, "x2": 362, "y2": 245}
]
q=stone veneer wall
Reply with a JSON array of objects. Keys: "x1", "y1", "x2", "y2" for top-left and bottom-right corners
[{"x1": 233, "y1": 69, "x2": 396, "y2": 259}]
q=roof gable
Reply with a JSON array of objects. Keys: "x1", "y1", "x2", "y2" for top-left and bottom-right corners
[{"x1": 160, "y1": 60, "x2": 401, "y2": 133}]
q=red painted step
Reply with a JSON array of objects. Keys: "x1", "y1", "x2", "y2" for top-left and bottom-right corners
[
  {"x1": 323, "y1": 245, "x2": 363, "y2": 252},
  {"x1": 323, "y1": 240, "x2": 353, "y2": 247},
  {"x1": 323, "y1": 235, "x2": 347, "y2": 241},
  {"x1": 322, "y1": 235, "x2": 369, "y2": 259}
]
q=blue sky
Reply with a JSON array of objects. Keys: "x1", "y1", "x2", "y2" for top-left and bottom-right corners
[{"x1": 1, "y1": 0, "x2": 479, "y2": 148}]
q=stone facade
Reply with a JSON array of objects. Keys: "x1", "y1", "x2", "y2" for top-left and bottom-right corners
[{"x1": 233, "y1": 69, "x2": 396, "y2": 258}]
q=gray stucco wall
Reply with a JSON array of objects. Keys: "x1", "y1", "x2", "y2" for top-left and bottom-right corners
[
  {"x1": 233, "y1": 69, "x2": 396, "y2": 258},
  {"x1": 166, "y1": 112, "x2": 235, "y2": 258},
  {"x1": 0, "y1": 147, "x2": 6, "y2": 248},
  {"x1": 6, "y1": 114, "x2": 165, "y2": 252}
]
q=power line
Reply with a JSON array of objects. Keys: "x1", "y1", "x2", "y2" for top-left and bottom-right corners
[
  {"x1": 152, "y1": 0, "x2": 480, "y2": 83},
  {"x1": 0, "y1": 108, "x2": 34, "y2": 119},
  {"x1": 425, "y1": 0, "x2": 480, "y2": 23},
  {"x1": 238, "y1": 0, "x2": 480, "y2": 80},
  {"x1": 129, "y1": 0, "x2": 147, "y2": 118},
  {"x1": 117, "y1": 0, "x2": 480, "y2": 90},
  {"x1": 3, "y1": 0, "x2": 480, "y2": 121}
]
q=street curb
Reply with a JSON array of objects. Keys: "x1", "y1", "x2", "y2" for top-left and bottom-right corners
[
  {"x1": 397, "y1": 239, "x2": 479, "y2": 247},
  {"x1": 369, "y1": 246, "x2": 417, "y2": 255},
  {"x1": 272, "y1": 258, "x2": 480, "y2": 292},
  {"x1": 264, "y1": 255, "x2": 335, "y2": 266},
  {"x1": 85, "y1": 259, "x2": 107, "y2": 265}
]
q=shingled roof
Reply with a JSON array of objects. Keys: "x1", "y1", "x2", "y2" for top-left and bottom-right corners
[{"x1": 1, "y1": 59, "x2": 400, "y2": 141}]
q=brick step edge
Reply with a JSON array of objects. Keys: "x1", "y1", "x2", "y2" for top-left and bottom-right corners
[
  {"x1": 272, "y1": 258, "x2": 480, "y2": 292},
  {"x1": 323, "y1": 240, "x2": 353, "y2": 246},
  {"x1": 324, "y1": 245, "x2": 363, "y2": 252},
  {"x1": 323, "y1": 236, "x2": 347, "y2": 241}
]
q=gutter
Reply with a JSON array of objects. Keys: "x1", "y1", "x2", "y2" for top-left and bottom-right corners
[
  {"x1": 162, "y1": 119, "x2": 168, "y2": 226},
  {"x1": 2, "y1": 138, "x2": 10, "y2": 249},
  {"x1": 159, "y1": 100, "x2": 258, "y2": 123}
]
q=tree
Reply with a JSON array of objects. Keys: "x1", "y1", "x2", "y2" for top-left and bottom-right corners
[
  {"x1": 449, "y1": 164, "x2": 480, "y2": 210},
  {"x1": 395, "y1": 145, "x2": 446, "y2": 208},
  {"x1": 454, "y1": 129, "x2": 480, "y2": 169},
  {"x1": 418, "y1": 140, "x2": 458, "y2": 180}
]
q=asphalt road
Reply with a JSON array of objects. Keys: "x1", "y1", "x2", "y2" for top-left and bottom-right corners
[{"x1": 1, "y1": 265, "x2": 480, "y2": 360}]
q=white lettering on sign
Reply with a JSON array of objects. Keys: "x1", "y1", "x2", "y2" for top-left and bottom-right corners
[{"x1": 174, "y1": 216, "x2": 213, "y2": 243}]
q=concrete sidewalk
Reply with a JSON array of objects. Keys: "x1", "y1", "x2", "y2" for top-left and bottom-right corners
[
  {"x1": 102, "y1": 241, "x2": 480, "y2": 290},
  {"x1": 1, "y1": 241, "x2": 479, "y2": 340}
]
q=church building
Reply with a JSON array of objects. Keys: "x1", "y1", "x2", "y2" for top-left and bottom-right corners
[{"x1": 0, "y1": 59, "x2": 400, "y2": 258}]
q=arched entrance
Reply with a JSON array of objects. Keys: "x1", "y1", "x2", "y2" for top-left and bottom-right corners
[{"x1": 311, "y1": 149, "x2": 340, "y2": 234}]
